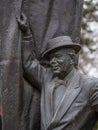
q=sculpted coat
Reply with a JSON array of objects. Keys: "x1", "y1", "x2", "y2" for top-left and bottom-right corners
[
  {"x1": 21, "y1": 0, "x2": 83, "y2": 129},
  {"x1": 22, "y1": 33, "x2": 98, "y2": 130}
]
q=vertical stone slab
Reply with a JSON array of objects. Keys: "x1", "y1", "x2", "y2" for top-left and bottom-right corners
[{"x1": 1, "y1": 0, "x2": 23, "y2": 129}]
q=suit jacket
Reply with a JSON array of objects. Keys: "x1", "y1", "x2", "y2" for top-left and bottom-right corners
[{"x1": 22, "y1": 36, "x2": 98, "y2": 130}]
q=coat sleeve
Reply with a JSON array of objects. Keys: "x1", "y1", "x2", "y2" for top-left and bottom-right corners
[
  {"x1": 89, "y1": 80, "x2": 98, "y2": 112},
  {"x1": 22, "y1": 30, "x2": 45, "y2": 90}
]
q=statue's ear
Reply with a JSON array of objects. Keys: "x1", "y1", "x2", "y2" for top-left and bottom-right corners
[
  {"x1": 69, "y1": 52, "x2": 75, "y2": 60},
  {"x1": 69, "y1": 53, "x2": 76, "y2": 66},
  {"x1": 74, "y1": 54, "x2": 79, "y2": 69}
]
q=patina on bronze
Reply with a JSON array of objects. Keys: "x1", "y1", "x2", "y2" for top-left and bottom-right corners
[{"x1": 18, "y1": 14, "x2": 98, "y2": 130}]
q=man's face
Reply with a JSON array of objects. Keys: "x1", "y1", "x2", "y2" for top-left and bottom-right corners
[{"x1": 48, "y1": 48, "x2": 74, "y2": 77}]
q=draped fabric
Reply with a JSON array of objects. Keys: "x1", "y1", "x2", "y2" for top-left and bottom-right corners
[
  {"x1": 23, "y1": 0, "x2": 83, "y2": 67},
  {"x1": 1, "y1": 1, "x2": 40, "y2": 129},
  {"x1": 24, "y1": 0, "x2": 83, "y2": 57}
]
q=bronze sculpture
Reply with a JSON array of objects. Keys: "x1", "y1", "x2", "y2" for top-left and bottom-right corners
[
  {"x1": 18, "y1": 14, "x2": 98, "y2": 130},
  {"x1": 0, "y1": 0, "x2": 84, "y2": 129}
]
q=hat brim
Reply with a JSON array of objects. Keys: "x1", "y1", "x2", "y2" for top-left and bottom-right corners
[{"x1": 42, "y1": 44, "x2": 81, "y2": 58}]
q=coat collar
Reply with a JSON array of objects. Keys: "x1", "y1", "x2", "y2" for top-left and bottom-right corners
[{"x1": 47, "y1": 69, "x2": 81, "y2": 130}]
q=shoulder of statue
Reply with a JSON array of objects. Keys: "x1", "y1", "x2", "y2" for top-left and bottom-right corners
[{"x1": 80, "y1": 72, "x2": 98, "y2": 87}]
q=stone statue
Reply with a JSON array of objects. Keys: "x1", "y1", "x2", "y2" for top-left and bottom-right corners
[
  {"x1": 1, "y1": 0, "x2": 83, "y2": 129},
  {"x1": 18, "y1": 13, "x2": 98, "y2": 130}
]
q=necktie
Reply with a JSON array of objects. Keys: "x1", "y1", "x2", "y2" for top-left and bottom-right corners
[{"x1": 52, "y1": 78, "x2": 68, "y2": 113}]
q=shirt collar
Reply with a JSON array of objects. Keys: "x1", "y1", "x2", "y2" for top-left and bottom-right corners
[{"x1": 54, "y1": 68, "x2": 76, "y2": 87}]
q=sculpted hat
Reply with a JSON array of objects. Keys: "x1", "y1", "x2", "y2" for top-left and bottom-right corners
[{"x1": 42, "y1": 36, "x2": 81, "y2": 58}]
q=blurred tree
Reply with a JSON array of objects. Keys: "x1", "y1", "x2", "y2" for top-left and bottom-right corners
[
  {"x1": 80, "y1": 0, "x2": 98, "y2": 130},
  {"x1": 79, "y1": 0, "x2": 98, "y2": 77}
]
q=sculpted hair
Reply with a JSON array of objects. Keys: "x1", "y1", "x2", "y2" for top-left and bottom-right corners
[{"x1": 65, "y1": 48, "x2": 76, "y2": 65}]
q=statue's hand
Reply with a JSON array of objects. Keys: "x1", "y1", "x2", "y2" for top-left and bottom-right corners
[{"x1": 17, "y1": 13, "x2": 29, "y2": 32}]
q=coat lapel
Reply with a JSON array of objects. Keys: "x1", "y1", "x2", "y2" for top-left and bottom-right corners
[
  {"x1": 47, "y1": 70, "x2": 81, "y2": 130},
  {"x1": 42, "y1": 79, "x2": 56, "y2": 129}
]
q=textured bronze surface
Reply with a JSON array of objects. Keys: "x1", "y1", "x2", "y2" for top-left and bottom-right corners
[{"x1": 1, "y1": 0, "x2": 84, "y2": 130}]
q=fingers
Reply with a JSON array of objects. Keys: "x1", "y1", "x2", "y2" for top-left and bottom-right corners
[
  {"x1": 16, "y1": 12, "x2": 29, "y2": 32},
  {"x1": 16, "y1": 13, "x2": 27, "y2": 24},
  {"x1": 21, "y1": 13, "x2": 27, "y2": 21},
  {"x1": 16, "y1": 16, "x2": 21, "y2": 23}
]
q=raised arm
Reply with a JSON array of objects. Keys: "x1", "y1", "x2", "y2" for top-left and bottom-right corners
[{"x1": 17, "y1": 13, "x2": 45, "y2": 89}]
